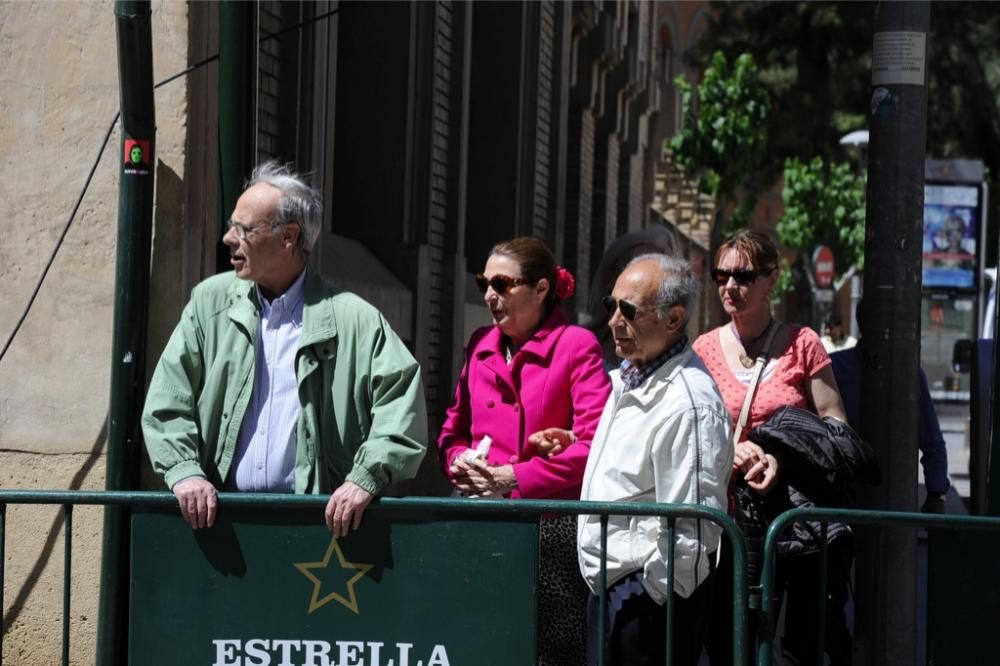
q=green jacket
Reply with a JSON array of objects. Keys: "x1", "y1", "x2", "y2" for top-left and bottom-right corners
[{"x1": 141, "y1": 269, "x2": 428, "y2": 495}]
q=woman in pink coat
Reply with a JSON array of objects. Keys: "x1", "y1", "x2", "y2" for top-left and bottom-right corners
[{"x1": 438, "y1": 237, "x2": 610, "y2": 666}]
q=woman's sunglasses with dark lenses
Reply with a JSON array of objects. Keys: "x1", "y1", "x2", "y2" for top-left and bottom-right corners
[
  {"x1": 475, "y1": 273, "x2": 532, "y2": 295},
  {"x1": 710, "y1": 267, "x2": 773, "y2": 286},
  {"x1": 602, "y1": 295, "x2": 644, "y2": 321}
]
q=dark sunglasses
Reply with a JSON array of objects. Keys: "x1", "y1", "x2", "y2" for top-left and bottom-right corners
[
  {"x1": 710, "y1": 267, "x2": 773, "y2": 286},
  {"x1": 602, "y1": 295, "x2": 644, "y2": 321},
  {"x1": 475, "y1": 273, "x2": 532, "y2": 295}
]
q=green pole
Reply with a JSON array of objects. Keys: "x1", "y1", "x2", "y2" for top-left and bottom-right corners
[
  {"x1": 217, "y1": 0, "x2": 257, "y2": 272},
  {"x1": 96, "y1": 2, "x2": 155, "y2": 663}
]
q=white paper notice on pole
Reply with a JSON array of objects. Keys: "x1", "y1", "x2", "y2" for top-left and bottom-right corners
[{"x1": 872, "y1": 31, "x2": 926, "y2": 86}]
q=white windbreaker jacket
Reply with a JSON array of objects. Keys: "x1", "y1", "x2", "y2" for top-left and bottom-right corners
[{"x1": 578, "y1": 348, "x2": 733, "y2": 600}]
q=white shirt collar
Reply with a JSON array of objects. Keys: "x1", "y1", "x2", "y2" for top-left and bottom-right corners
[{"x1": 256, "y1": 269, "x2": 307, "y2": 317}]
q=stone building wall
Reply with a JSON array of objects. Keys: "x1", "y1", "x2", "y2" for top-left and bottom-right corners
[{"x1": 0, "y1": 2, "x2": 188, "y2": 662}]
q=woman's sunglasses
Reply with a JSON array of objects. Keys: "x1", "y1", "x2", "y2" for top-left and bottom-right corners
[
  {"x1": 710, "y1": 267, "x2": 773, "y2": 286},
  {"x1": 602, "y1": 295, "x2": 644, "y2": 321},
  {"x1": 475, "y1": 273, "x2": 532, "y2": 295}
]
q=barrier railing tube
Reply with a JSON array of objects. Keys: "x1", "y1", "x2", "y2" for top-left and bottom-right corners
[
  {"x1": 3, "y1": 492, "x2": 745, "y2": 666},
  {"x1": 758, "y1": 507, "x2": 1000, "y2": 665}
]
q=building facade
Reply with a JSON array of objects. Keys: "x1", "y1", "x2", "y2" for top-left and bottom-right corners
[{"x1": 0, "y1": 1, "x2": 710, "y2": 661}]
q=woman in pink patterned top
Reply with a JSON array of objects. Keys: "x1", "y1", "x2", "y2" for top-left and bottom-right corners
[
  {"x1": 692, "y1": 229, "x2": 847, "y2": 665},
  {"x1": 692, "y1": 229, "x2": 846, "y2": 488}
]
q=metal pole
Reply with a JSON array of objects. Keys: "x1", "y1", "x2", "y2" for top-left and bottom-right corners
[
  {"x1": 1, "y1": 504, "x2": 5, "y2": 666},
  {"x1": 96, "y1": 2, "x2": 155, "y2": 663},
  {"x1": 217, "y1": 0, "x2": 257, "y2": 272},
  {"x1": 856, "y1": 3, "x2": 930, "y2": 665},
  {"x1": 62, "y1": 505, "x2": 73, "y2": 666},
  {"x1": 664, "y1": 519, "x2": 675, "y2": 665},
  {"x1": 598, "y1": 515, "x2": 608, "y2": 666},
  {"x1": 815, "y1": 523, "x2": 828, "y2": 666}
]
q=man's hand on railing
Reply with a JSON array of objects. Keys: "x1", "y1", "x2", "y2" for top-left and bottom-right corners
[
  {"x1": 325, "y1": 481, "x2": 375, "y2": 538},
  {"x1": 172, "y1": 477, "x2": 218, "y2": 529}
]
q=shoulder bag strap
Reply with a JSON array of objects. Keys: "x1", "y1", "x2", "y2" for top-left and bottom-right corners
[{"x1": 732, "y1": 321, "x2": 781, "y2": 445}]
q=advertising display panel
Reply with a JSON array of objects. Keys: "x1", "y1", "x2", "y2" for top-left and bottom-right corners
[{"x1": 922, "y1": 184, "x2": 982, "y2": 291}]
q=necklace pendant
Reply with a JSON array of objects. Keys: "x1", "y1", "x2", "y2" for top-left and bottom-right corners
[
  {"x1": 740, "y1": 353, "x2": 756, "y2": 369},
  {"x1": 504, "y1": 343, "x2": 516, "y2": 366}
]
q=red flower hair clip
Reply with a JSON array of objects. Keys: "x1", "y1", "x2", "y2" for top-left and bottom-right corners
[{"x1": 554, "y1": 266, "x2": 576, "y2": 300}]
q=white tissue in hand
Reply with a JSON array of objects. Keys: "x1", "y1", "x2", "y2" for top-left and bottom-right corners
[
  {"x1": 451, "y1": 435, "x2": 494, "y2": 498},
  {"x1": 466, "y1": 435, "x2": 492, "y2": 462}
]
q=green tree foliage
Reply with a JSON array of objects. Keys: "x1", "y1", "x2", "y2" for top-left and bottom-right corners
[
  {"x1": 687, "y1": 3, "x2": 873, "y2": 184},
  {"x1": 779, "y1": 157, "x2": 866, "y2": 269},
  {"x1": 669, "y1": 51, "x2": 770, "y2": 229},
  {"x1": 690, "y1": 1, "x2": 1000, "y2": 265},
  {"x1": 777, "y1": 157, "x2": 866, "y2": 291}
]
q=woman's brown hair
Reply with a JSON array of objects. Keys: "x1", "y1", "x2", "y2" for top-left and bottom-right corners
[
  {"x1": 715, "y1": 228, "x2": 779, "y2": 273},
  {"x1": 490, "y1": 237, "x2": 559, "y2": 311}
]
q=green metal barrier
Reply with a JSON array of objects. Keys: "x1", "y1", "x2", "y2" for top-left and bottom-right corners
[
  {"x1": 0, "y1": 491, "x2": 746, "y2": 666},
  {"x1": 757, "y1": 507, "x2": 1000, "y2": 666}
]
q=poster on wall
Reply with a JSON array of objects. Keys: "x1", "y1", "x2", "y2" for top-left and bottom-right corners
[{"x1": 922, "y1": 184, "x2": 981, "y2": 291}]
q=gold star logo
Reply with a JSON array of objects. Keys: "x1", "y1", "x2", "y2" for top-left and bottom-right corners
[{"x1": 293, "y1": 536, "x2": 374, "y2": 615}]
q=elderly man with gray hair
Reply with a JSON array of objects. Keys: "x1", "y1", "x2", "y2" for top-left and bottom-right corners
[
  {"x1": 577, "y1": 254, "x2": 733, "y2": 666},
  {"x1": 142, "y1": 161, "x2": 427, "y2": 534}
]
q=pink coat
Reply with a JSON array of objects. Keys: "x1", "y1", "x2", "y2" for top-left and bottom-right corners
[{"x1": 437, "y1": 308, "x2": 611, "y2": 499}]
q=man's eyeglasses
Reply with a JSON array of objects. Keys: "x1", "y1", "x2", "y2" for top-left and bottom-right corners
[
  {"x1": 227, "y1": 219, "x2": 289, "y2": 241},
  {"x1": 602, "y1": 295, "x2": 645, "y2": 321},
  {"x1": 475, "y1": 274, "x2": 532, "y2": 295},
  {"x1": 710, "y1": 267, "x2": 773, "y2": 286}
]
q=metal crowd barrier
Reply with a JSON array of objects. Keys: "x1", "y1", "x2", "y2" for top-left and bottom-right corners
[
  {"x1": 756, "y1": 506, "x2": 1000, "y2": 666},
  {"x1": 0, "y1": 491, "x2": 747, "y2": 666}
]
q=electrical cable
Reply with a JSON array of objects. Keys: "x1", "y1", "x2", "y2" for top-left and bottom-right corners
[
  {"x1": 152, "y1": 53, "x2": 219, "y2": 90},
  {"x1": 0, "y1": 113, "x2": 120, "y2": 364},
  {"x1": 0, "y1": 6, "x2": 340, "y2": 365}
]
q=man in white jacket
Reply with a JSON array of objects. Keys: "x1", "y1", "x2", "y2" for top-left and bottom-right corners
[{"x1": 577, "y1": 254, "x2": 733, "y2": 666}]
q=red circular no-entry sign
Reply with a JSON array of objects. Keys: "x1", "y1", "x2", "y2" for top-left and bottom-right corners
[{"x1": 813, "y1": 246, "x2": 835, "y2": 288}]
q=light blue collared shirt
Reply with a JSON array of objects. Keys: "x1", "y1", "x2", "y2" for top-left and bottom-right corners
[{"x1": 225, "y1": 271, "x2": 307, "y2": 492}]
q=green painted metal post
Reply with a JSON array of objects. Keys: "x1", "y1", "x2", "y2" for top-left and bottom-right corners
[
  {"x1": 728, "y1": 523, "x2": 749, "y2": 666},
  {"x1": 988, "y1": 285, "x2": 1000, "y2": 514},
  {"x1": 815, "y1": 523, "x2": 828, "y2": 666},
  {"x1": 96, "y1": 2, "x2": 155, "y2": 663},
  {"x1": 217, "y1": 0, "x2": 257, "y2": 272},
  {"x1": 664, "y1": 519, "x2": 675, "y2": 665},
  {"x1": 62, "y1": 505, "x2": 73, "y2": 666},
  {"x1": 598, "y1": 515, "x2": 608, "y2": 666},
  {"x1": 1, "y1": 504, "x2": 5, "y2": 666}
]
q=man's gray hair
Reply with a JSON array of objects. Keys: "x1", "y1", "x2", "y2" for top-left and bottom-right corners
[
  {"x1": 247, "y1": 160, "x2": 323, "y2": 256},
  {"x1": 626, "y1": 253, "x2": 700, "y2": 325}
]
